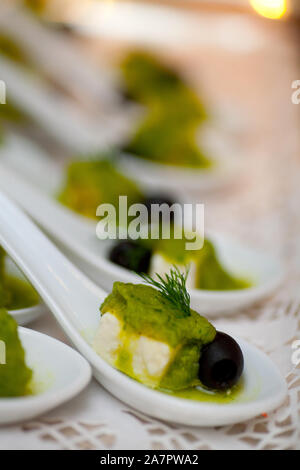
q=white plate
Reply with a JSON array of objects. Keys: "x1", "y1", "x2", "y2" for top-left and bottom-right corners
[
  {"x1": 5, "y1": 256, "x2": 46, "y2": 326},
  {"x1": 0, "y1": 328, "x2": 91, "y2": 425},
  {"x1": 0, "y1": 192, "x2": 287, "y2": 426}
]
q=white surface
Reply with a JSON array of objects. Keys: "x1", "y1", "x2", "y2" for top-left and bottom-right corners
[
  {"x1": 71, "y1": 2, "x2": 264, "y2": 53},
  {"x1": 0, "y1": 327, "x2": 91, "y2": 425},
  {"x1": 0, "y1": 191, "x2": 287, "y2": 426},
  {"x1": 0, "y1": 141, "x2": 284, "y2": 315}
]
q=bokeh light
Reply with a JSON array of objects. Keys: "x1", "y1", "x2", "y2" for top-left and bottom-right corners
[{"x1": 250, "y1": 0, "x2": 288, "y2": 19}]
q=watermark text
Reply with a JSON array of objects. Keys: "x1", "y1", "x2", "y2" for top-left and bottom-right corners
[
  {"x1": 96, "y1": 197, "x2": 204, "y2": 250},
  {"x1": 0, "y1": 340, "x2": 6, "y2": 365},
  {"x1": 291, "y1": 80, "x2": 300, "y2": 104}
]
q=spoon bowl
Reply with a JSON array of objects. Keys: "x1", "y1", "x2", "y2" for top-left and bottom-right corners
[
  {"x1": 0, "y1": 191, "x2": 287, "y2": 426},
  {"x1": 120, "y1": 129, "x2": 244, "y2": 194},
  {"x1": 0, "y1": 327, "x2": 91, "y2": 425}
]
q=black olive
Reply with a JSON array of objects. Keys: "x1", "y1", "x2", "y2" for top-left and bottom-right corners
[
  {"x1": 109, "y1": 240, "x2": 152, "y2": 274},
  {"x1": 198, "y1": 331, "x2": 244, "y2": 391},
  {"x1": 143, "y1": 195, "x2": 176, "y2": 223}
]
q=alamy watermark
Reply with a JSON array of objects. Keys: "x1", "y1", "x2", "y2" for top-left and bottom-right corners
[
  {"x1": 0, "y1": 80, "x2": 6, "y2": 105},
  {"x1": 291, "y1": 80, "x2": 300, "y2": 104},
  {"x1": 291, "y1": 340, "x2": 300, "y2": 367},
  {"x1": 95, "y1": 196, "x2": 205, "y2": 250},
  {"x1": 0, "y1": 340, "x2": 6, "y2": 365}
]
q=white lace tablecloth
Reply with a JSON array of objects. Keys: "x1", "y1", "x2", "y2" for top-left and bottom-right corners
[
  {"x1": 0, "y1": 9, "x2": 299, "y2": 450},
  {"x1": 0, "y1": 276, "x2": 299, "y2": 450}
]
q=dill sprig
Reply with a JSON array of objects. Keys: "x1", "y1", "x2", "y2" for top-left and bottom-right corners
[{"x1": 140, "y1": 265, "x2": 191, "y2": 317}]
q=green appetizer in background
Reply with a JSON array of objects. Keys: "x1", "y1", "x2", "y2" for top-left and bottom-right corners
[
  {"x1": 0, "y1": 247, "x2": 9, "y2": 307},
  {"x1": 58, "y1": 158, "x2": 178, "y2": 223},
  {"x1": 109, "y1": 233, "x2": 251, "y2": 291},
  {"x1": 120, "y1": 51, "x2": 212, "y2": 168},
  {"x1": 58, "y1": 159, "x2": 145, "y2": 220},
  {"x1": 93, "y1": 267, "x2": 244, "y2": 398},
  {"x1": 151, "y1": 237, "x2": 251, "y2": 291},
  {"x1": 0, "y1": 34, "x2": 33, "y2": 127},
  {"x1": 0, "y1": 247, "x2": 39, "y2": 311},
  {"x1": 0, "y1": 98, "x2": 31, "y2": 125},
  {"x1": 0, "y1": 33, "x2": 31, "y2": 68},
  {"x1": 0, "y1": 308, "x2": 33, "y2": 397},
  {"x1": 23, "y1": 0, "x2": 48, "y2": 16}
]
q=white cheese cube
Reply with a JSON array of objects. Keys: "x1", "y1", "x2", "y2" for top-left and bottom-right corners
[
  {"x1": 93, "y1": 312, "x2": 122, "y2": 365},
  {"x1": 138, "y1": 336, "x2": 171, "y2": 377},
  {"x1": 149, "y1": 253, "x2": 197, "y2": 289},
  {"x1": 94, "y1": 312, "x2": 173, "y2": 387}
]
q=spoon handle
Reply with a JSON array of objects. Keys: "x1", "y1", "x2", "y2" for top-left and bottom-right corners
[{"x1": 0, "y1": 191, "x2": 105, "y2": 332}]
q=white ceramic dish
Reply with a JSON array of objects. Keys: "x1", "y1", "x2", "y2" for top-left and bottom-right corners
[
  {"x1": 0, "y1": 2, "x2": 119, "y2": 109},
  {"x1": 5, "y1": 256, "x2": 46, "y2": 326},
  {"x1": 1, "y1": 53, "x2": 245, "y2": 192},
  {"x1": 0, "y1": 327, "x2": 91, "y2": 425},
  {"x1": 117, "y1": 105, "x2": 246, "y2": 193},
  {"x1": 0, "y1": 57, "x2": 133, "y2": 153},
  {"x1": 118, "y1": 144, "x2": 243, "y2": 193},
  {"x1": 0, "y1": 192, "x2": 287, "y2": 426},
  {"x1": 0, "y1": 140, "x2": 284, "y2": 315}
]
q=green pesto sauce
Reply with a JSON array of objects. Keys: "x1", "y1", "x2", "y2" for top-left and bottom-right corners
[
  {"x1": 24, "y1": 0, "x2": 48, "y2": 15},
  {"x1": 5, "y1": 276, "x2": 40, "y2": 311},
  {"x1": 58, "y1": 158, "x2": 144, "y2": 220},
  {"x1": 121, "y1": 51, "x2": 206, "y2": 118},
  {"x1": 160, "y1": 379, "x2": 244, "y2": 404},
  {"x1": 99, "y1": 282, "x2": 248, "y2": 392},
  {"x1": 101, "y1": 282, "x2": 216, "y2": 349},
  {"x1": 0, "y1": 247, "x2": 9, "y2": 306},
  {"x1": 0, "y1": 125, "x2": 5, "y2": 147},
  {"x1": 121, "y1": 51, "x2": 212, "y2": 169},
  {"x1": 156, "y1": 236, "x2": 252, "y2": 291},
  {"x1": 0, "y1": 99, "x2": 31, "y2": 124},
  {"x1": 0, "y1": 247, "x2": 39, "y2": 310},
  {"x1": 0, "y1": 34, "x2": 30, "y2": 67},
  {"x1": 101, "y1": 282, "x2": 216, "y2": 390},
  {"x1": 124, "y1": 108, "x2": 212, "y2": 168},
  {"x1": 0, "y1": 308, "x2": 33, "y2": 397}
]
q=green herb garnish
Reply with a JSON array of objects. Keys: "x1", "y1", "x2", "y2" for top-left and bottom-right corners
[{"x1": 140, "y1": 265, "x2": 191, "y2": 317}]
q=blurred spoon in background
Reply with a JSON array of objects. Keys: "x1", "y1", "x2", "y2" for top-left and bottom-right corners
[{"x1": 0, "y1": 135, "x2": 284, "y2": 316}]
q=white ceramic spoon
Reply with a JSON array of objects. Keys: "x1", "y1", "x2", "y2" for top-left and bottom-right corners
[
  {"x1": 0, "y1": 328, "x2": 91, "y2": 425},
  {"x1": 0, "y1": 192, "x2": 287, "y2": 426},
  {"x1": 0, "y1": 142, "x2": 284, "y2": 316},
  {"x1": 0, "y1": 56, "x2": 134, "y2": 153},
  {"x1": 6, "y1": 256, "x2": 47, "y2": 326},
  {"x1": 117, "y1": 112, "x2": 246, "y2": 193},
  {"x1": 0, "y1": 2, "x2": 120, "y2": 109}
]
